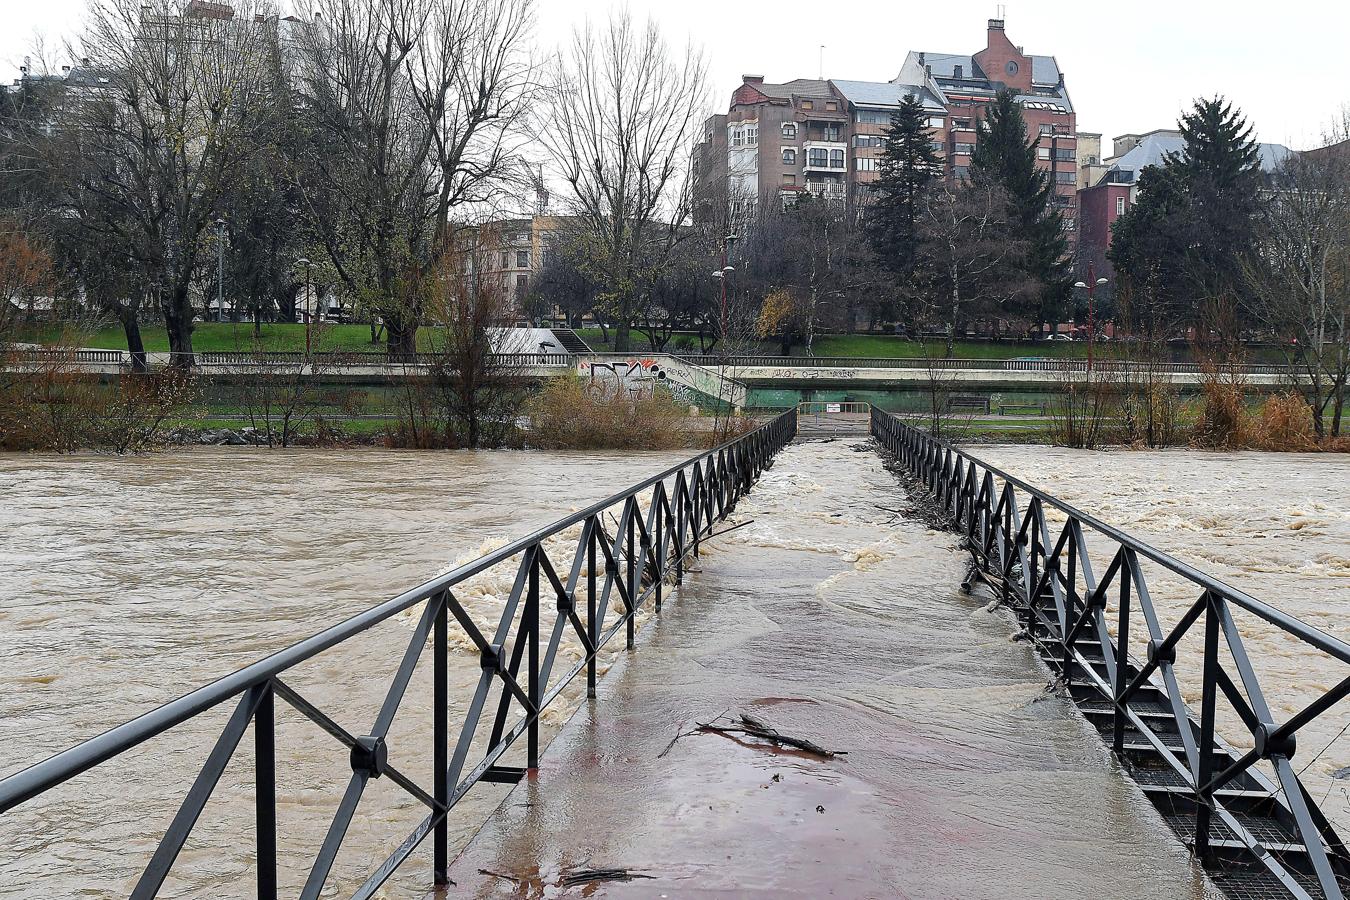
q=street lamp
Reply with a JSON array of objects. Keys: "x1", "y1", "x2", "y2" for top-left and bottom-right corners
[
  {"x1": 297, "y1": 257, "x2": 313, "y2": 356},
  {"x1": 1074, "y1": 274, "x2": 1109, "y2": 371},
  {"x1": 715, "y1": 233, "x2": 737, "y2": 340},
  {"x1": 214, "y1": 218, "x2": 227, "y2": 322}
]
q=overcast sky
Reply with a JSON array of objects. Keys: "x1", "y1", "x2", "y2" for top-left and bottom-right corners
[{"x1": 4, "y1": 0, "x2": 1347, "y2": 153}]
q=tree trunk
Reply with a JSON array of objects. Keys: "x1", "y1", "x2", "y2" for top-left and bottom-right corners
[
  {"x1": 386, "y1": 319, "x2": 417, "y2": 357},
  {"x1": 164, "y1": 287, "x2": 195, "y2": 368},
  {"x1": 117, "y1": 306, "x2": 148, "y2": 374},
  {"x1": 613, "y1": 320, "x2": 631, "y2": 353}
]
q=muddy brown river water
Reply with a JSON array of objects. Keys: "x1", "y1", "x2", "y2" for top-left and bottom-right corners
[{"x1": 0, "y1": 442, "x2": 1346, "y2": 898}]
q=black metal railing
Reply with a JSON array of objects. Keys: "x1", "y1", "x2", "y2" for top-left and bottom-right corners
[
  {"x1": 0, "y1": 410, "x2": 796, "y2": 898},
  {"x1": 1, "y1": 349, "x2": 577, "y2": 369},
  {"x1": 871, "y1": 407, "x2": 1350, "y2": 899},
  {"x1": 676, "y1": 354, "x2": 1299, "y2": 376}
]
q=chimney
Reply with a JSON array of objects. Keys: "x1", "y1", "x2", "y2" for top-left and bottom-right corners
[
  {"x1": 742, "y1": 74, "x2": 764, "y2": 85},
  {"x1": 953, "y1": 64, "x2": 962, "y2": 79},
  {"x1": 918, "y1": 52, "x2": 925, "y2": 65},
  {"x1": 313, "y1": 10, "x2": 321, "y2": 20},
  {"x1": 81, "y1": 57, "x2": 90, "y2": 67},
  {"x1": 925, "y1": 65, "x2": 931, "y2": 79},
  {"x1": 988, "y1": 18, "x2": 1005, "y2": 31},
  {"x1": 61, "y1": 65, "x2": 70, "y2": 73}
]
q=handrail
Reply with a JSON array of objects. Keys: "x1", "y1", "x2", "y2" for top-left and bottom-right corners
[
  {"x1": 671, "y1": 354, "x2": 1299, "y2": 375},
  {"x1": 871, "y1": 407, "x2": 1350, "y2": 898},
  {"x1": 0, "y1": 410, "x2": 797, "y2": 897}
]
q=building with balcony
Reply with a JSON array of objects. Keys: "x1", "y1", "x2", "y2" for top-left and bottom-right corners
[{"x1": 694, "y1": 17, "x2": 1080, "y2": 243}]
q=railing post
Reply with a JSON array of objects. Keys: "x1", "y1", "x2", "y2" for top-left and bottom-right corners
[
  {"x1": 1195, "y1": 591, "x2": 1220, "y2": 863},
  {"x1": 655, "y1": 492, "x2": 664, "y2": 612},
  {"x1": 527, "y1": 547, "x2": 540, "y2": 770},
  {"x1": 1113, "y1": 564, "x2": 1131, "y2": 756},
  {"x1": 255, "y1": 682, "x2": 276, "y2": 900},
  {"x1": 626, "y1": 518, "x2": 636, "y2": 651},
  {"x1": 587, "y1": 520, "x2": 598, "y2": 699},
  {"x1": 1064, "y1": 535, "x2": 1078, "y2": 688},
  {"x1": 433, "y1": 594, "x2": 448, "y2": 884},
  {"x1": 675, "y1": 485, "x2": 685, "y2": 585}
]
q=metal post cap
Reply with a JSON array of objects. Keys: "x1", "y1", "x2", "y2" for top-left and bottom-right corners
[
  {"x1": 351, "y1": 735, "x2": 387, "y2": 778},
  {"x1": 1253, "y1": 722, "x2": 1296, "y2": 760},
  {"x1": 1146, "y1": 638, "x2": 1176, "y2": 666}
]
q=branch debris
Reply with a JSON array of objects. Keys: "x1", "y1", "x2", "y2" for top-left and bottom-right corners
[{"x1": 696, "y1": 712, "x2": 845, "y2": 759}]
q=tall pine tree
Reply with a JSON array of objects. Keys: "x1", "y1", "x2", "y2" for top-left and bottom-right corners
[
  {"x1": 866, "y1": 94, "x2": 941, "y2": 288},
  {"x1": 968, "y1": 89, "x2": 1069, "y2": 322},
  {"x1": 1110, "y1": 96, "x2": 1263, "y2": 335}
]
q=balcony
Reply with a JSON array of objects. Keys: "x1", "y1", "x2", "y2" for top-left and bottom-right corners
[{"x1": 802, "y1": 141, "x2": 847, "y2": 173}]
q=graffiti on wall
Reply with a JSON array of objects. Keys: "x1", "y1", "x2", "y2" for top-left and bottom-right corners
[{"x1": 577, "y1": 357, "x2": 666, "y2": 401}]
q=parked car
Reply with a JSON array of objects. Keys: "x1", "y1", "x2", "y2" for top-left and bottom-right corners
[{"x1": 1043, "y1": 333, "x2": 1074, "y2": 342}]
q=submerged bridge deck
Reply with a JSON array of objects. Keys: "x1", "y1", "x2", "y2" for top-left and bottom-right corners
[{"x1": 444, "y1": 439, "x2": 1210, "y2": 897}]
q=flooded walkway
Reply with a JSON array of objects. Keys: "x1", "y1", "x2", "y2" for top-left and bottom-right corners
[{"x1": 444, "y1": 440, "x2": 1217, "y2": 898}]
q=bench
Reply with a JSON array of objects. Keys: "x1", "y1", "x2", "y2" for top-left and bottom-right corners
[
  {"x1": 998, "y1": 403, "x2": 1047, "y2": 416},
  {"x1": 946, "y1": 395, "x2": 991, "y2": 414}
]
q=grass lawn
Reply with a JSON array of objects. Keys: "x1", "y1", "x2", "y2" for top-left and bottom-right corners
[{"x1": 17, "y1": 322, "x2": 406, "y2": 353}]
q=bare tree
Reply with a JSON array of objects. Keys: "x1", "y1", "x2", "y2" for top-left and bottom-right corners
[
  {"x1": 74, "y1": 0, "x2": 277, "y2": 366},
  {"x1": 913, "y1": 179, "x2": 1030, "y2": 356},
  {"x1": 1247, "y1": 118, "x2": 1350, "y2": 437},
  {"x1": 292, "y1": 0, "x2": 535, "y2": 355},
  {"x1": 538, "y1": 10, "x2": 707, "y2": 352}
]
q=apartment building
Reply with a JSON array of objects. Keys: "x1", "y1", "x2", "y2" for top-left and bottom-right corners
[{"x1": 696, "y1": 18, "x2": 1080, "y2": 237}]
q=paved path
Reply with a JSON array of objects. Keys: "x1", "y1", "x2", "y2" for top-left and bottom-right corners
[{"x1": 443, "y1": 440, "x2": 1218, "y2": 899}]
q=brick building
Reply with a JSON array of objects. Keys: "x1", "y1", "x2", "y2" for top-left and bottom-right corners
[{"x1": 695, "y1": 18, "x2": 1079, "y2": 239}]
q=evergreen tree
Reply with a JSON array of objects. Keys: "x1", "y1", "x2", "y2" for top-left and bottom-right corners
[
  {"x1": 1176, "y1": 96, "x2": 1263, "y2": 311},
  {"x1": 968, "y1": 89, "x2": 1069, "y2": 321},
  {"x1": 1109, "y1": 96, "x2": 1263, "y2": 334},
  {"x1": 866, "y1": 95, "x2": 940, "y2": 289}
]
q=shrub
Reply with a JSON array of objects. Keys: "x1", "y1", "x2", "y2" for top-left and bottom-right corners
[
  {"x1": 1252, "y1": 392, "x2": 1318, "y2": 451},
  {"x1": 525, "y1": 376, "x2": 698, "y2": 450}
]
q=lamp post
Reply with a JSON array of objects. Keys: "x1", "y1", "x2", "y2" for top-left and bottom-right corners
[
  {"x1": 1074, "y1": 271, "x2": 1109, "y2": 371},
  {"x1": 214, "y1": 218, "x2": 227, "y2": 322},
  {"x1": 716, "y1": 233, "x2": 737, "y2": 339},
  {"x1": 297, "y1": 257, "x2": 313, "y2": 356}
]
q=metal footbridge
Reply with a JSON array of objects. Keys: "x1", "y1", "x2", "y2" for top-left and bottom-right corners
[{"x1": 1, "y1": 407, "x2": 1347, "y2": 898}]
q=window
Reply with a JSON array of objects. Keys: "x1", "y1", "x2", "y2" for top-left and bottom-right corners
[
  {"x1": 954, "y1": 165, "x2": 970, "y2": 180},
  {"x1": 500, "y1": 251, "x2": 509, "y2": 269},
  {"x1": 1005, "y1": 61, "x2": 1018, "y2": 76},
  {"x1": 855, "y1": 109, "x2": 890, "y2": 125},
  {"x1": 925, "y1": 116, "x2": 945, "y2": 128},
  {"x1": 1063, "y1": 218, "x2": 1076, "y2": 231},
  {"x1": 825, "y1": 101, "x2": 837, "y2": 111},
  {"x1": 783, "y1": 174, "x2": 796, "y2": 185},
  {"x1": 1039, "y1": 124, "x2": 1053, "y2": 135},
  {"x1": 1037, "y1": 147, "x2": 1050, "y2": 160},
  {"x1": 802, "y1": 100, "x2": 813, "y2": 110},
  {"x1": 782, "y1": 147, "x2": 796, "y2": 165},
  {"x1": 829, "y1": 149, "x2": 845, "y2": 168},
  {"x1": 854, "y1": 135, "x2": 883, "y2": 148},
  {"x1": 1116, "y1": 196, "x2": 1126, "y2": 216},
  {"x1": 954, "y1": 118, "x2": 973, "y2": 130},
  {"x1": 856, "y1": 157, "x2": 878, "y2": 172},
  {"x1": 1053, "y1": 147, "x2": 1074, "y2": 161},
  {"x1": 516, "y1": 233, "x2": 529, "y2": 243},
  {"x1": 1055, "y1": 171, "x2": 1076, "y2": 184},
  {"x1": 807, "y1": 148, "x2": 829, "y2": 167},
  {"x1": 731, "y1": 128, "x2": 742, "y2": 147},
  {"x1": 823, "y1": 124, "x2": 841, "y2": 141},
  {"x1": 745, "y1": 125, "x2": 758, "y2": 146},
  {"x1": 516, "y1": 250, "x2": 530, "y2": 268},
  {"x1": 515, "y1": 273, "x2": 528, "y2": 298},
  {"x1": 781, "y1": 122, "x2": 797, "y2": 139},
  {"x1": 930, "y1": 140, "x2": 945, "y2": 154},
  {"x1": 954, "y1": 142, "x2": 974, "y2": 155}
]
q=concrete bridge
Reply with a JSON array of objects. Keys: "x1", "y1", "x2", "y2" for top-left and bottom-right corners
[{"x1": 0, "y1": 407, "x2": 1345, "y2": 899}]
